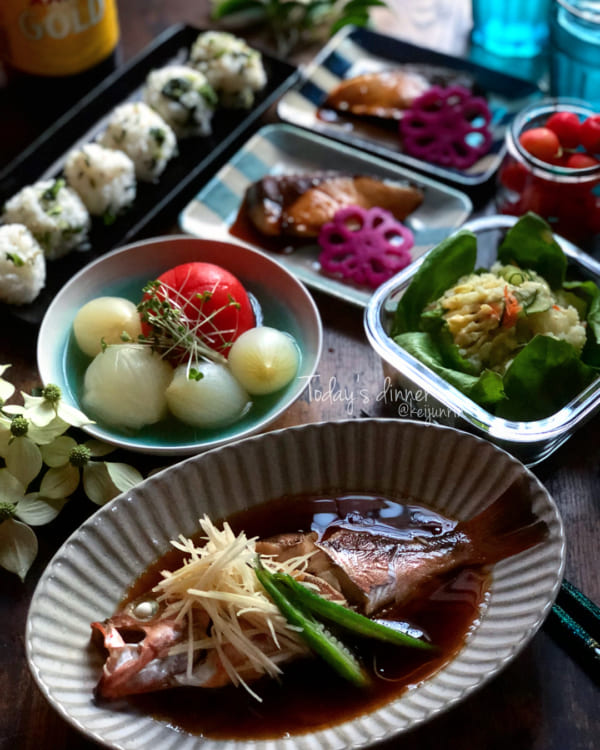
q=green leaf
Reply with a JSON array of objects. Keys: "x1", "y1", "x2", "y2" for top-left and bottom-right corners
[
  {"x1": 0, "y1": 518, "x2": 38, "y2": 581},
  {"x1": 40, "y1": 435, "x2": 76, "y2": 467},
  {"x1": 330, "y1": 12, "x2": 369, "y2": 33},
  {"x1": 210, "y1": 0, "x2": 265, "y2": 20},
  {"x1": 0, "y1": 467, "x2": 26, "y2": 503},
  {"x1": 6, "y1": 437, "x2": 43, "y2": 488},
  {"x1": 105, "y1": 462, "x2": 143, "y2": 492},
  {"x1": 393, "y1": 332, "x2": 505, "y2": 408},
  {"x1": 82, "y1": 462, "x2": 118, "y2": 506},
  {"x1": 420, "y1": 308, "x2": 478, "y2": 375},
  {"x1": 39, "y1": 464, "x2": 80, "y2": 499},
  {"x1": 563, "y1": 279, "x2": 600, "y2": 340},
  {"x1": 15, "y1": 494, "x2": 68, "y2": 526},
  {"x1": 498, "y1": 335, "x2": 596, "y2": 421},
  {"x1": 392, "y1": 230, "x2": 477, "y2": 335},
  {"x1": 498, "y1": 213, "x2": 567, "y2": 289},
  {"x1": 342, "y1": 0, "x2": 387, "y2": 11}
]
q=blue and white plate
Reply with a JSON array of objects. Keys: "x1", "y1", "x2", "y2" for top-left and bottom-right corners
[
  {"x1": 180, "y1": 124, "x2": 473, "y2": 307},
  {"x1": 277, "y1": 26, "x2": 541, "y2": 186}
]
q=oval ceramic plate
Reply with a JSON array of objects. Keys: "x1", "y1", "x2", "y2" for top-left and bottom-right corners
[
  {"x1": 26, "y1": 419, "x2": 565, "y2": 750},
  {"x1": 36, "y1": 235, "x2": 322, "y2": 455}
]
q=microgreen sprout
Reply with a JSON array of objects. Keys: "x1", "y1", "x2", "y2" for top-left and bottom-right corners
[{"x1": 137, "y1": 279, "x2": 242, "y2": 365}]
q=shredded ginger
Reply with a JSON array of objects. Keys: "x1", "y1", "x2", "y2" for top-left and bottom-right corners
[{"x1": 153, "y1": 515, "x2": 311, "y2": 699}]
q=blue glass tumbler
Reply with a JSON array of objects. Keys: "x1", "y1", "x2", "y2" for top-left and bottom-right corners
[
  {"x1": 550, "y1": 0, "x2": 600, "y2": 108},
  {"x1": 471, "y1": 0, "x2": 551, "y2": 57}
]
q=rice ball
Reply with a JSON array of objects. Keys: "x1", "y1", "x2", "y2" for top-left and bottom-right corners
[
  {"x1": 82, "y1": 344, "x2": 173, "y2": 430},
  {"x1": 97, "y1": 102, "x2": 178, "y2": 182},
  {"x1": 143, "y1": 65, "x2": 217, "y2": 138},
  {"x1": 2, "y1": 178, "x2": 91, "y2": 260},
  {"x1": 0, "y1": 224, "x2": 46, "y2": 305},
  {"x1": 64, "y1": 143, "x2": 136, "y2": 220},
  {"x1": 189, "y1": 31, "x2": 267, "y2": 109}
]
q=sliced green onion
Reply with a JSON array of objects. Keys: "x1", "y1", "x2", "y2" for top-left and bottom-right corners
[
  {"x1": 254, "y1": 558, "x2": 368, "y2": 687},
  {"x1": 272, "y1": 571, "x2": 435, "y2": 652}
]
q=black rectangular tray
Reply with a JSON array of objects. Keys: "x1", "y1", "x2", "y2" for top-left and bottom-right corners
[{"x1": 0, "y1": 24, "x2": 298, "y2": 326}]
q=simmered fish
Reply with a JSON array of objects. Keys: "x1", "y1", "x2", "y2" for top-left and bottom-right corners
[{"x1": 92, "y1": 481, "x2": 548, "y2": 700}]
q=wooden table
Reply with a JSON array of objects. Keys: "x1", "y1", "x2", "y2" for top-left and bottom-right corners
[{"x1": 0, "y1": 2, "x2": 598, "y2": 749}]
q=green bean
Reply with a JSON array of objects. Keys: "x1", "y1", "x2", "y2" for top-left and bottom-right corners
[
  {"x1": 254, "y1": 559, "x2": 368, "y2": 687},
  {"x1": 272, "y1": 571, "x2": 435, "y2": 652}
]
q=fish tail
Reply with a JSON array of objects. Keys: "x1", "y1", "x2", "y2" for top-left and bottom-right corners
[{"x1": 459, "y1": 477, "x2": 549, "y2": 565}]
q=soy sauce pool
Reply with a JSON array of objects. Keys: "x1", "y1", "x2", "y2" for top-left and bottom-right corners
[{"x1": 123, "y1": 492, "x2": 491, "y2": 739}]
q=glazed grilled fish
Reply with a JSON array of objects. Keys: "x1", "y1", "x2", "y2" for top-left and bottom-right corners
[
  {"x1": 324, "y1": 65, "x2": 475, "y2": 120},
  {"x1": 244, "y1": 172, "x2": 424, "y2": 238},
  {"x1": 92, "y1": 481, "x2": 548, "y2": 699}
]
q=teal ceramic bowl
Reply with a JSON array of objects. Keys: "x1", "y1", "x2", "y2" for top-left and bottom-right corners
[{"x1": 37, "y1": 236, "x2": 323, "y2": 455}]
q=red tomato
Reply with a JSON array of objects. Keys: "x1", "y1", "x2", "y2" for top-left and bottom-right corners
[
  {"x1": 580, "y1": 115, "x2": 600, "y2": 154},
  {"x1": 141, "y1": 262, "x2": 255, "y2": 357},
  {"x1": 545, "y1": 111, "x2": 581, "y2": 150},
  {"x1": 517, "y1": 177, "x2": 559, "y2": 218},
  {"x1": 499, "y1": 158, "x2": 528, "y2": 193},
  {"x1": 519, "y1": 127, "x2": 562, "y2": 163},
  {"x1": 565, "y1": 153, "x2": 600, "y2": 169}
]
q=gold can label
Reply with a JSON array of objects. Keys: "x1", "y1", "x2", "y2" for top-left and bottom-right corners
[{"x1": 0, "y1": 0, "x2": 120, "y2": 76}]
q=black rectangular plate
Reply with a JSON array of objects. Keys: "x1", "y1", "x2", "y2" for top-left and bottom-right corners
[{"x1": 0, "y1": 24, "x2": 298, "y2": 327}]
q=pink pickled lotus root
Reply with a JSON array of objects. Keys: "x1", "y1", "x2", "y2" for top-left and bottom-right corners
[
  {"x1": 318, "y1": 205, "x2": 414, "y2": 288},
  {"x1": 399, "y1": 85, "x2": 493, "y2": 170}
]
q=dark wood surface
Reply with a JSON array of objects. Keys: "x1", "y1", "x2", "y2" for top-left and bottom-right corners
[{"x1": 0, "y1": 2, "x2": 598, "y2": 749}]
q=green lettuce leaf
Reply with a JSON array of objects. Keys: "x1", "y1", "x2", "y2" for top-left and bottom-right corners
[
  {"x1": 497, "y1": 335, "x2": 596, "y2": 421},
  {"x1": 420, "y1": 308, "x2": 479, "y2": 375},
  {"x1": 392, "y1": 230, "x2": 477, "y2": 335},
  {"x1": 497, "y1": 212, "x2": 567, "y2": 289},
  {"x1": 393, "y1": 332, "x2": 505, "y2": 407}
]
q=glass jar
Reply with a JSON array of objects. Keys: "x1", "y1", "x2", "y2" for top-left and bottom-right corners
[
  {"x1": 497, "y1": 98, "x2": 600, "y2": 251},
  {"x1": 550, "y1": 0, "x2": 600, "y2": 108}
]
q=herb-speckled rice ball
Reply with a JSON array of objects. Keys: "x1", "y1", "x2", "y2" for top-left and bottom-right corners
[
  {"x1": 189, "y1": 31, "x2": 267, "y2": 110},
  {"x1": 0, "y1": 224, "x2": 46, "y2": 305},
  {"x1": 143, "y1": 65, "x2": 217, "y2": 138},
  {"x1": 98, "y1": 102, "x2": 178, "y2": 182},
  {"x1": 64, "y1": 143, "x2": 137, "y2": 221},
  {"x1": 2, "y1": 178, "x2": 91, "y2": 259}
]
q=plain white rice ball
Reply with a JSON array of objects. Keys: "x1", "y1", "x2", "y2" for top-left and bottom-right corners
[
  {"x1": 2, "y1": 178, "x2": 91, "y2": 260},
  {"x1": 143, "y1": 65, "x2": 217, "y2": 137},
  {"x1": 63, "y1": 143, "x2": 136, "y2": 219},
  {"x1": 189, "y1": 31, "x2": 267, "y2": 109},
  {"x1": 97, "y1": 102, "x2": 178, "y2": 182},
  {"x1": 0, "y1": 224, "x2": 46, "y2": 304}
]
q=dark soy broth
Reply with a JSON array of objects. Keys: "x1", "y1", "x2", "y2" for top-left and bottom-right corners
[{"x1": 120, "y1": 493, "x2": 491, "y2": 739}]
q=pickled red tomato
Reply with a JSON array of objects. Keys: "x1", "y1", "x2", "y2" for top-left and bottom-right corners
[
  {"x1": 545, "y1": 112, "x2": 581, "y2": 150},
  {"x1": 519, "y1": 127, "x2": 562, "y2": 163},
  {"x1": 580, "y1": 116, "x2": 600, "y2": 155},
  {"x1": 140, "y1": 262, "x2": 255, "y2": 357}
]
